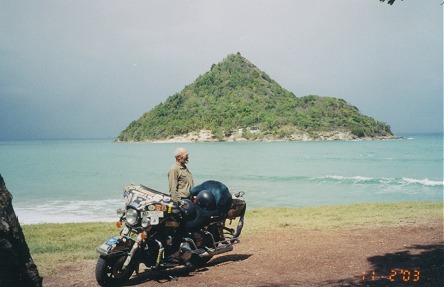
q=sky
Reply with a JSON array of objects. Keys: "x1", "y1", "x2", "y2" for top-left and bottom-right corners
[{"x1": 0, "y1": 0, "x2": 442, "y2": 140}]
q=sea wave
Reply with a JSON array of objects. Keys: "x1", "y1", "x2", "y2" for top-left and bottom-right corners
[
  {"x1": 234, "y1": 174, "x2": 310, "y2": 182},
  {"x1": 316, "y1": 175, "x2": 380, "y2": 185},
  {"x1": 232, "y1": 174, "x2": 443, "y2": 188},
  {"x1": 316, "y1": 175, "x2": 443, "y2": 187},
  {"x1": 320, "y1": 175, "x2": 374, "y2": 182},
  {"x1": 401, "y1": 177, "x2": 444, "y2": 186}
]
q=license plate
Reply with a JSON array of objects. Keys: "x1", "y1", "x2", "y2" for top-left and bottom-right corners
[{"x1": 142, "y1": 211, "x2": 163, "y2": 218}]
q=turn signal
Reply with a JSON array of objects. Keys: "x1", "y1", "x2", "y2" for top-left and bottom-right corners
[
  {"x1": 141, "y1": 231, "x2": 147, "y2": 240},
  {"x1": 116, "y1": 221, "x2": 122, "y2": 228}
]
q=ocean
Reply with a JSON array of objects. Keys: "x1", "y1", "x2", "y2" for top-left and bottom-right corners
[{"x1": 0, "y1": 134, "x2": 442, "y2": 224}]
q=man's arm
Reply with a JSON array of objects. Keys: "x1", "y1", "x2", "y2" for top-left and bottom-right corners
[{"x1": 168, "y1": 167, "x2": 180, "y2": 202}]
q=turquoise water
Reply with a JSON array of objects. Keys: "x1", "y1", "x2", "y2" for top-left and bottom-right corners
[{"x1": 0, "y1": 134, "x2": 442, "y2": 224}]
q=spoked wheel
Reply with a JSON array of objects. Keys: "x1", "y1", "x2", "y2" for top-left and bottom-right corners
[{"x1": 95, "y1": 256, "x2": 135, "y2": 286}]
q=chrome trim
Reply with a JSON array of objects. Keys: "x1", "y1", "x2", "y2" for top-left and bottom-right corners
[{"x1": 154, "y1": 239, "x2": 164, "y2": 269}]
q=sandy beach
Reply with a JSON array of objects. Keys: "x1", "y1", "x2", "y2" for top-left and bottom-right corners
[{"x1": 134, "y1": 129, "x2": 396, "y2": 143}]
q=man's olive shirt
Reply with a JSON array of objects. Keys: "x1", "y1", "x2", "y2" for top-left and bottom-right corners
[{"x1": 168, "y1": 162, "x2": 194, "y2": 202}]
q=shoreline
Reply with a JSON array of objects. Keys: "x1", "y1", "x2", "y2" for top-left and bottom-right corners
[
  {"x1": 19, "y1": 201, "x2": 443, "y2": 226},
  {"x1": 116, "y1": 129, "x2": 398, "y2": 143}
]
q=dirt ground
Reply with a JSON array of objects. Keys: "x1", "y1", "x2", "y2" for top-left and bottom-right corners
[{"x1": 44, "y1": 222, "x2": 443, "y2": 287}]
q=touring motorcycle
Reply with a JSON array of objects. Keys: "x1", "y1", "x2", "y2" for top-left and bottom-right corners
[{"x1": 95, "y1": 180, "x2": 246, "y2": 286}]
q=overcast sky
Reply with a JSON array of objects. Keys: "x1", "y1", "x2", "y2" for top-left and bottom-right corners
[{"x1": 0, "y1": 0, "x2": 442, "y2": 140}]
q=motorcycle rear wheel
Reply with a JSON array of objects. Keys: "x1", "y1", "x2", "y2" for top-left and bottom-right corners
[{"x1": 95, "y1": 256, "x2": 135, "y2": 286}]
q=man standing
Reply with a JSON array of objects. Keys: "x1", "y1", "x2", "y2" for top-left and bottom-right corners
[{"x1": 168, "y1": 147, "x2": 194, "y2": 202}]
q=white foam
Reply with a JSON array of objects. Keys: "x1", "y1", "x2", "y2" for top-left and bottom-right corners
[
  {"x1": 402, "y1": 178, "x2": 444, "y2": 186},
  {"x1": 323, "y1": 175, "x2": 373, "y2": 182},
  {"x1": 15, "y1": 199, "x2": 122, "y2": 224}
]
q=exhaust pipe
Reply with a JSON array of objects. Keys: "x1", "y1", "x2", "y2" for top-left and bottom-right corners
[{"x1": 197, "y1": 244, "x2": 233, "y2": 258}]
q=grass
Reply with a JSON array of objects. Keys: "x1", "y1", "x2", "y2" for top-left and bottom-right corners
[
  {"x1": 22, "y1": 202, "x2": 443, "y2": 276},
  {"x1": 23, "y1": 222, "x2": 117, "y2": 274},
  {"x1": 243, "y1": 202, "x2": 443, "y2": 234}
]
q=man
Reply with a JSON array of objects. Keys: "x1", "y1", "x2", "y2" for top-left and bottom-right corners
[{"x1": 168, "y1": 147, "x2": 194, "y2": 202}]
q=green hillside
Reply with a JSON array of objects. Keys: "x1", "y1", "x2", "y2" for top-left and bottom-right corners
[{"x1": 117, "y1": 53, "x2": 393, "y2": 142}]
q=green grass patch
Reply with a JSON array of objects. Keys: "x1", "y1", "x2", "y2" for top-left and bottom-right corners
[
  {"x1": 22, "y1": 202, "x2": 442, "y2": 275},
  {"x1": 243, "y1": 202, "x2": 443, "y2": 234},
  {"x1": 23, "y1": 222, "x2": 117, "y2": 275}
]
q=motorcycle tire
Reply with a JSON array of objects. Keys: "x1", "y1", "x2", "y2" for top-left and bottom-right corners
[{"x1": 95, "y1": 256, "x2": 135, "y2": 286}]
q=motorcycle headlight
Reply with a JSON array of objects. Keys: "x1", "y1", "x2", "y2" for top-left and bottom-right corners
[{"x1": 126, "y1": 208, "x2": 138, "y2": 226}]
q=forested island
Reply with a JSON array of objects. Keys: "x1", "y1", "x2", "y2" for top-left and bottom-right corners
[{"x1": 117, "y1": 53, "x2": 394, "y2": 142}]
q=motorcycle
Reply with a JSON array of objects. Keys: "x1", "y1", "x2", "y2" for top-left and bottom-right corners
[{"x1": 95, "y1": 180, "x2": 246, "y2": 286}]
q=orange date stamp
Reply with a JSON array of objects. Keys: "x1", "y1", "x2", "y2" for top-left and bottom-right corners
[{"x1": 361, "y1": 269, "x2": 420, "y2": 283}]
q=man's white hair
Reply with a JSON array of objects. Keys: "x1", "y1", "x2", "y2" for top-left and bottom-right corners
[{"x1": 174, "y1": 147, "x2": 188, "y2": 157}]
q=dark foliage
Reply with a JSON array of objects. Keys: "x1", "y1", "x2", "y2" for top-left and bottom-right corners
[{"x1": 380, "y1": 0, "x2": 403, "y2": 5}]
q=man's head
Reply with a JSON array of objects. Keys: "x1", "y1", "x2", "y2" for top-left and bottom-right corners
[{"x1": 175, "y1": 147, "x2": 189, "y2": 166}]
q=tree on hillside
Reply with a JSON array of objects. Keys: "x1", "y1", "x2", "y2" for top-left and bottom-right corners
[
  {"x1": 380, "y1": 0, "x2": 402, "y2": 4},
  {"x1": 380, "y1": 1, "x2": 443, "y2": 8}
]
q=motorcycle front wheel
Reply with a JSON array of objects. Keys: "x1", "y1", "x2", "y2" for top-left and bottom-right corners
[{"x1": 95, "y1": 256, "x2": 135, "y2": 286}]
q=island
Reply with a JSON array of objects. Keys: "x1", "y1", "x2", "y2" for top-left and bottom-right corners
[{"x1": 117, "y1": 53, "x2": 394, "y2": 142}]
